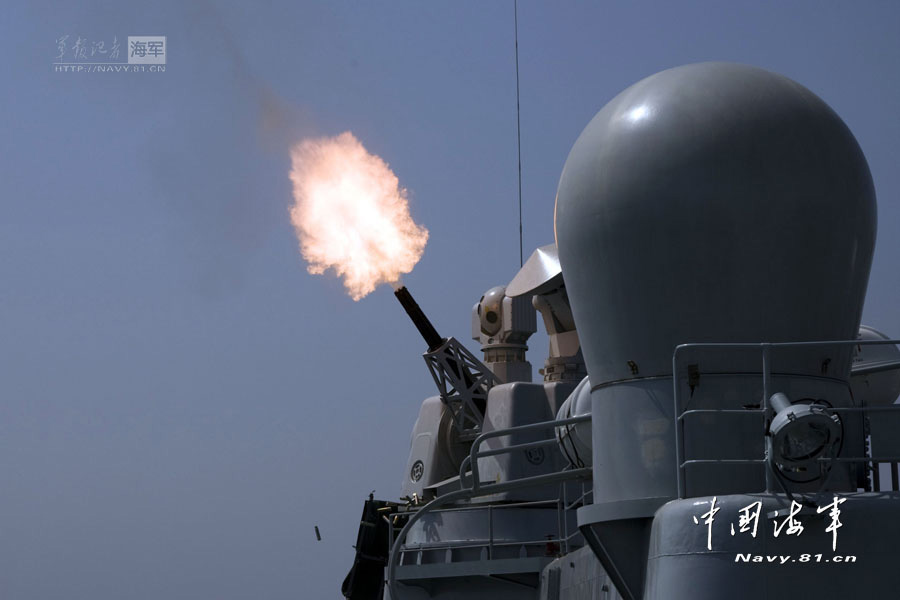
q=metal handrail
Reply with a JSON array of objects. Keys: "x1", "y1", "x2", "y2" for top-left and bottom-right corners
[
  {"x1": 387, "y1": 468, "x2": 591, "y2": 600},
  {"x1": 465, "y1": 413, "x2": 592, "y2": 492},
  {"x1": 396, "y1": 489, "x2": 588, "y2": 562},
  {"x1": 475, "y1": 437, "x2": 560, "y2": 459},
  {"x1": 401, "y1": 536, "x2": 571, "y2": 552},
  {"x1": 565, "y1": 484, "x2": 592, "y2": 512},
  {"x1": 672, "y1": 338, "x2": 900, "y2": 498},
  {"x1": 426, "y1": 498, "x2": 561, "y2": 511},
  {"x1": 388, "y1": 412, "x2": 592, "y2": 600}
]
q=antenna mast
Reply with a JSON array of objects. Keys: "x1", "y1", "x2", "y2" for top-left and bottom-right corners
[{"x1": 514, "y1": 0, "x2": 524, "y2": 267}]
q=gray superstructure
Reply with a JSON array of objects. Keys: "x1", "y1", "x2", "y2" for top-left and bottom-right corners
[{"x1": 341, "y1": 62, "x2": 900, "y2": 600}]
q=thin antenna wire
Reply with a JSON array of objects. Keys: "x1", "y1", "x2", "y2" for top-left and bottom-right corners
[{"x1": 514, "y1": 0, "x2": 524, "y2": 267}]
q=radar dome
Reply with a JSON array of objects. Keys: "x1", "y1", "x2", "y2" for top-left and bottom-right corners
[{"x1": 555, "y1": 62, "x2": 876, "y2": 384}]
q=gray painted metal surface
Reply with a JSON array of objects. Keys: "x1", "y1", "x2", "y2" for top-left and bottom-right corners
[
  {"x1": 645, "y1": 493, "x2": 900, "y2": 598},
  {"x1": 851, "y1": 325, "x2": 900, "y2": 405},
  {"x1": 471, "y1": 285, "x2": 536, "y2": 384},
  {"x1": 475, "y1": 381, "x2": 576, "y2": 502},
  {"x1": 401, "y1": 396, "x2": 469, "y2": 500},
  {"x1": 507, "y1": 244, "x2": 563, "y2": 298},
  {"x1": 347, "y1": 62, "x2": 900, "y2": 600},
  {"x1": 554, "y1": 62, "x2": 881, "y2": 598},
  {"x1": 539, "y1": 546, "x2": 623, "y2": 600},
  {"x1": 556, "y1": 376, "x2": 592, "y2": 468},
  {"x1": 555, "y1": 62, "x2": 875, "y2": 385}
]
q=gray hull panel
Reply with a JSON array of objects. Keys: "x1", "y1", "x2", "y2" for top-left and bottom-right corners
[{"x1": 645, "y1": 493, "x2": 900, "y2": 599}]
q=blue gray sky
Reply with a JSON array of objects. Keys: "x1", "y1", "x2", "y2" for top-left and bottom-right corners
[{"x1": 2, "y1": 2, "x2": 899, "y2": 598}]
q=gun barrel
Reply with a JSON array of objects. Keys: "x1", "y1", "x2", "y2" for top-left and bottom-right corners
[{"x1": 393, "y1": 286, "x2": 443, "y2": 351}]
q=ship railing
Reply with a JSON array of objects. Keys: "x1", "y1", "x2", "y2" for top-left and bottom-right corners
[
  {"x1": 458, "y1": 413, "x2": 592, "y2": 493},
  {"x1": 672, "y1": 339, "x2": 900, "y2": 499},
  {"x1": 395, "y1": 495, "x2": 590, "y2": 566},
  {"x1": 386, "y1": 414, "x2": 592, "y2": 598}
]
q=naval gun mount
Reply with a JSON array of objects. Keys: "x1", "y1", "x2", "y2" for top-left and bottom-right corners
[
  {"x1": 343, "y1": 258, "x2": 594, "y2": 600},
  {"x1": 393, "y1": 247, "x2": 590, "y2": 503},
  {"x1": 392, "y1": 284, "x2": 499, "y2": 442}
]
